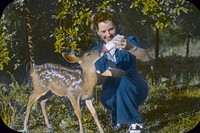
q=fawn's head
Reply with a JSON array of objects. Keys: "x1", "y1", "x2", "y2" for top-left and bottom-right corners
[{"x1": 62, "y1": 50, "x2": 100, "y2": 67}]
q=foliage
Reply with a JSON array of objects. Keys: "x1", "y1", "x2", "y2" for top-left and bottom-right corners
[
  {"x1": 0, "y1": 15, "x2": 10, "y2": 71},
  {"x1": 0, "y1": 83, "x2": 15, "y2": 126},
  {"x1": 0, "y1": 0, "x2": 195, "y2": 74},
  {"x1": 0, "y1": 0, "x2": 29, "y2": 72},
  {"x1": 54, "y1": 0, "x2": 117, "y2": 53},
  {"x1": 0, "y1": 73, "x2": 29, "y2": 127},
  {"x1": 54, "y1": 0, "x2": 192, "y2": 53},
  {"x1": 130, "y1": 0, "x2": 191, "y2": 29}
]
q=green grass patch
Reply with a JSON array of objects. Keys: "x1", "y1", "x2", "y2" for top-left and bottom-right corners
[{"x1": 140, "y1": 85, "x2": 200, "y2": 133}]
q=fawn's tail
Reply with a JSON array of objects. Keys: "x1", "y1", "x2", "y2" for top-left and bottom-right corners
[{"x1": 25, "y1": 5, "x2": 35, "y2": 69}]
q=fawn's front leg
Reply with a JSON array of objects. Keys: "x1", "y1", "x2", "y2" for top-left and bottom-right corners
[
  {"x1": 69, "y1": 96, "x2": 84, "y2": 133},
  {"x1": 85, "y1": 100, "x2": 105, "y2": 133}
]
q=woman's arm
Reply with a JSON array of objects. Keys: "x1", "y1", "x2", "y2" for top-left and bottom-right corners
[
  {"x1": 101, "y1": 69, "x2": 125, "y2": 77},
  {"x1": 120, "y1": 38, "x2": 151, "y2": 62},
  {"x1": 96, "y1": 69, "x2": 125, "y2": 85},
  {"x1": 96, "y1": 73, "x2": 107, "y2": 85},
  {"x1": 128, "y1": 45, "x2": 151, "y2": 62}
]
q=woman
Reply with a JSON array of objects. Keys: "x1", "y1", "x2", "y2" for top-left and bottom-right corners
[{"x1": 91, "y1": 11, "x2": 151, "y2": 132}]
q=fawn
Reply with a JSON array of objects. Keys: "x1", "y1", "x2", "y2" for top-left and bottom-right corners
[{"x1": 22, "y1": 51, "x2": 104, "y2": 133}]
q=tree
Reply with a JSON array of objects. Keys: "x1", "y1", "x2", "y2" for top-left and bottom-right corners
[
  {"x1": 0, "y1": 0, "x2": 59, "y2": 83},
  {"x1": 0, "y1": 15, "x2": 10, "y2": 70},
  {"x1": 54, "y1": 0, "x2": 115, "y2": 54},
  {"x1": 0, "y1": 0, "x2": 193, "y2": 75},
  {"x1": 54, "y1": 0, "x2": 192, "y2": 60},
  {"x1": 130, "y1": 0, "x2": 192, "y2": 59}
]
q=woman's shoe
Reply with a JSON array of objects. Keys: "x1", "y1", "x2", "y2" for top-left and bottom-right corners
[
  {"x1": 113, "y1": 123, "x2": 122, "y2": 131},
  {"x1": 128, "y1": 123, "x2": 143, "y2": 133}
]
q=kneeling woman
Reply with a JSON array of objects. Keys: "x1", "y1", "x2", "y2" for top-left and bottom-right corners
[{"x1": 91, "y1": 11, "x2": 151, "y2": 132}]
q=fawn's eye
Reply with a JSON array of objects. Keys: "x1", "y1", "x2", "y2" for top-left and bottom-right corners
[{"x1": 87, "y1": 53, "x2": 91, "y2": 56}]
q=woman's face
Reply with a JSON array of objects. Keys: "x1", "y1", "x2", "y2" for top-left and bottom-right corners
[{"x1": 96, "y1": 20, "x2": 117, "y2": 43}]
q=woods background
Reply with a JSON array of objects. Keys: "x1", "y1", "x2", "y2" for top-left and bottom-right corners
[{"x1": 0, "y1": 0, "x2": 200, "y2": 133}]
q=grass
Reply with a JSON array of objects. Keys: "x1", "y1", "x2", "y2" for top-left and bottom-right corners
[
  {"x1": 1, "y1": 82, "x2": 199, "y2": 133},
  {"x1": 140, "y1": 85, "x2": 200, "y2": 133},
  {"x1": 0, "y1": 56, "x2": 200, "y2": 133}
]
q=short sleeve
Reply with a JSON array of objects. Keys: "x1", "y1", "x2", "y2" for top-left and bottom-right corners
[
  {"x1": 94, "y1": 56, "x2": 108, "y2": 74},
  {"x1": 126, "y1": 36, "x2": 141, "y2": 48}
]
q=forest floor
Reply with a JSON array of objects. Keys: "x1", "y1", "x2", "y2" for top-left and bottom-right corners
[
  {"x1": 1, "y1": 56, "x2": 200, "y2": 133},
  {"x1": 9, "y1": 85, "x2": 200, "y2": 133},
  {"x1": 140, "y1": 85, "x2": 200, "y2": 133}
]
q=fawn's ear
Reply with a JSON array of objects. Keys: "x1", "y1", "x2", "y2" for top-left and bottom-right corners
[{"x1": 62, "y1": 52, "x2": 80, "y2": 63}]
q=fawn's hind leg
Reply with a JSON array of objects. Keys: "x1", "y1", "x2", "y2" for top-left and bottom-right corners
[
  {"x1": 40, "y1": 99, "x2": 52, "y2": 129},
  {"x1": 23, "y1": 90, "x2": 48, "y2": 131}
]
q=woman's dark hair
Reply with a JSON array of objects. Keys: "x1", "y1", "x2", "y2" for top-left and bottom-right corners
[{"x1": 92, "y1": 11, "x2": 119, "y2": 30}]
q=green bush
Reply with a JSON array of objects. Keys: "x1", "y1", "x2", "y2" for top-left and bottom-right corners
[{"x1": 0, "y1": 29, "x2": 10, "y2": 71}]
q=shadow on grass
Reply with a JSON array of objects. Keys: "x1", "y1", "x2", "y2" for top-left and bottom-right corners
[{"x1": 141, "y1": 87, "x2": 200, "y2": 132}]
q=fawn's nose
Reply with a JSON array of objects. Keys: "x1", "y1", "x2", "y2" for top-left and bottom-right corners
[{"x1": 98, "y1": 50, "x2": 103, "y2": 57}]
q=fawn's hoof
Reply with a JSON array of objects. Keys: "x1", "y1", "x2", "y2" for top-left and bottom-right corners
[
  {"x1": 20, "y1": 129, "x2": 29, "y2": 133},
  {"x1": 47, "y1": 124, "x2": 54, "y2": 133}
]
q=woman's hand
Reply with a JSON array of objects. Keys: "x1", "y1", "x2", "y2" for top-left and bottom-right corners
[
  {"x1": 115, "y1": 37, "x2": 151, "y2": 62},
  {"x1": 102, "y1": 34, "x2": 124, "y2": 53},
  {"x1": 117, "y1": 39, "x2": 134, "y2": 50},
  {"x1": 101, "y1": 69, "x2": 126, "y2": 77}
]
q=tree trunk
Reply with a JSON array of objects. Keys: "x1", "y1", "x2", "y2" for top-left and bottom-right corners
[
  {"x1": 186, "y1": 33, "x2": 190, "y2": 58},
  {"x1": 155, "y1": 28, "x2": 159, "y2": 60},
  {"x1": 24, "y1": 2, "x2": 35, "y2": 68}
]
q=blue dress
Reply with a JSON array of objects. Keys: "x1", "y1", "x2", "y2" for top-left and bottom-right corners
[{"x1": 92, "y1": 36, "x2": 149, "y2": 125}]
